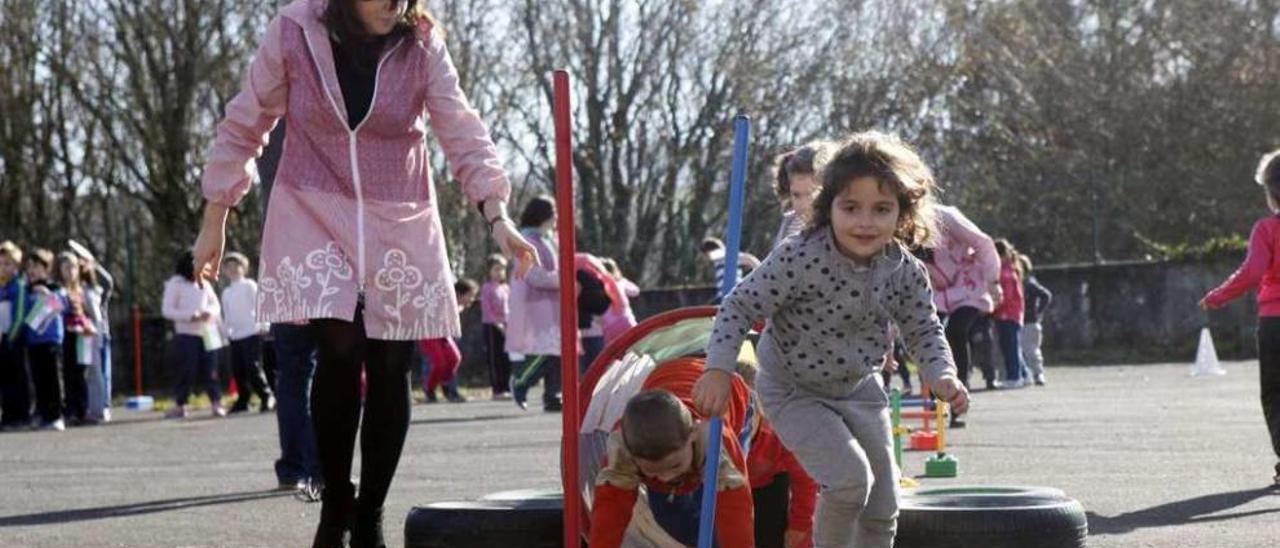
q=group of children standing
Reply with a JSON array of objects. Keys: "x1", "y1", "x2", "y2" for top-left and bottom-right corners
[
  {"x1": 0, "y1": 242, "x2": 113, "y2": 432},
  {"x1": 160, "y1": 251, "x2": 275, "y2": 418}
]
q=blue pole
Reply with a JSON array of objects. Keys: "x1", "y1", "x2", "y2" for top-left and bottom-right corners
[{"x1": 698, "y1": 115, "x2": 751, "y2": 548}]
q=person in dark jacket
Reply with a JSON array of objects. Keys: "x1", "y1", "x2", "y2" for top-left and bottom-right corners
[{"x1": 1019, "y1": 254, "x2": 1053, "y2": 386}]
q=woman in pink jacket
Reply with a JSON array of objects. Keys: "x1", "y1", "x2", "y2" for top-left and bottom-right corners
[
  {"x1": 922, "y1": 205, "x2": 1001, "y2": 425},
  {"x1": 191, "y1": 1, "x2": 536, "y2": 546}
]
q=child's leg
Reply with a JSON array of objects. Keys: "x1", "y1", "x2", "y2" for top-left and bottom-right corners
[
  {"x1": 996, "y1": 321, "x2": 1025, "y2": 382},
  {"x1": 841, "y1": 389, "x2": 899, "y2": 547},
  {"x1": 198, "y1": 348, "x2": 222, "y2": 404},
  {"x1": 541, "y1": 356, "x2": 563, "y2": 407},
  {"x1": 894, "y1": 342, "x2": 912, "y2": 389},
  {"x1": 170, "y1": 335, "x2": 196, "y2": 407},
  {"x1": 752, "y1": 473, "x2": 791, "y2": 548},
  {"x1": 758, "y1": 374, "x2": 878, "y2": 548},
  {"x1": 0, "y1": 342, "x2": 31, "y2": 425},
  {"x1": 229, "y1": 338, "x2": 252, "y2": 408},
  {"x1": 30, "y1": 344, "x2": 63, "y2": 424},
  {"x1": 1022, "y1": 322, "x2": 1045, "y2": 378},
  {"x1": 484, "y1": 325, "x2": 505, "y2": 393},
  {"x1": 100, "y1": 335, "x2": 112, "y2": 411},
  {"x1": 244, "y1": 335, "x2": 274, "y2": 403},
  {"x1": 1258, "y1": 318, "x2": 1280, "y2": 465},
  {"x1": 84, "y1": 347, "x2": 105, "y2": 419}
]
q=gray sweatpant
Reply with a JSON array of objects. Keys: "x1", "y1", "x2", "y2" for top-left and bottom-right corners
[
  {"x1": 757, "y1": 371, "x2": 899, "y2": 548},
  {"x1": 1021, "y1": 321, "x2": 1045, "y2": 378}
]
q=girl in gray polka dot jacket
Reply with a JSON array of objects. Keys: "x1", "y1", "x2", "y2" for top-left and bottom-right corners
[{"x1": 694, "y1": 131, "x2": 970, "y2": 548}]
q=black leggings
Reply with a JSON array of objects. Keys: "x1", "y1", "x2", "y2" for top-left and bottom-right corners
[
  {"x1": 1257, "y1": 318, "x2": 1280, "y2": 462},
  {"x1": 311, "y1": 305, "x2": 415, "y2": 513},
  {"x1": 942, "y1": 306, "x2": 981, "y2": 388}
]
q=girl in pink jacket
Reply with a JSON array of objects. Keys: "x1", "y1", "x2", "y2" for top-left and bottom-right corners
[
  {"x1": 191, "y1": 1, "x2": 536, "y2": 545},
  {"x1": 1201, "y1": 149, "x2": 1280, "y2": 486}
]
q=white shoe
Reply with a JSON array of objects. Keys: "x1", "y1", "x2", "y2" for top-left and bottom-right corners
[
  {"x1": 44, "y1": 419, "x2": 66, "y2": 432},
  {"x1": 1034, "y1": 374, "x2": 1046, "y2": 386},
  {"x1": 101, "y1": 408, "x2": 112, "y2": 423}
]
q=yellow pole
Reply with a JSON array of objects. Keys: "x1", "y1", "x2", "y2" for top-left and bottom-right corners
[{"x1": 936, "y1": 399, "x2": 947, "y2": 454}]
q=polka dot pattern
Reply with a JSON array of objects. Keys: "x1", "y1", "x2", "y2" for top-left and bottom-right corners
[{"x1": 704, "y1": 230, "x2": 956, "y2": 397}]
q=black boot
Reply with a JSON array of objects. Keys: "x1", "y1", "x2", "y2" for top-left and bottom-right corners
[
  {"x1": 349, "y1": 506, "x2": 386, "y2": 548},
  {"x1": 312, "y1": 485, "x2": 354, "y2": 548}
]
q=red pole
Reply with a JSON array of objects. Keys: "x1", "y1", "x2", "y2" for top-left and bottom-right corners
[
  {"x1": 553, "y1": 69, "x2": 582, "y2": 548},
  {"x1": 132, "y1": 305, "x2": 143, "y2": 396}
]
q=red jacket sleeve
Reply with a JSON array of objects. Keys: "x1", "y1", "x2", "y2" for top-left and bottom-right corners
[
  {"x1": 715, "y1": 485, "x2": 756, "y2": 548},
  {"x1": 1205, "y1": 219, "x2": 1274, "y2": 308},
  {"x1": 782, "y1": 447, "x2": 818, "y2": 535},
  {"x1": 588, "y1": 483, "x2": 638, "y2": 548}
]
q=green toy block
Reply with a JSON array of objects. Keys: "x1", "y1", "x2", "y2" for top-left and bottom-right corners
[{"x1": 924, "y1": 452, "x2": 958, "y2": 478}]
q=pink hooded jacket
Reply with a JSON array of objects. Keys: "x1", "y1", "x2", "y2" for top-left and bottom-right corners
[
  {"x1": 201, "y1": 0, "x2": 509, "y2": 340},
  {"x1": 926, "y1": 206, "x2": 1001, "y2": 314}
]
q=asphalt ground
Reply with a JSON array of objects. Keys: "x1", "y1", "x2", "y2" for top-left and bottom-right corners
[{"x1": 1, "y1": 361, "x2": 1278, "y2": 547}]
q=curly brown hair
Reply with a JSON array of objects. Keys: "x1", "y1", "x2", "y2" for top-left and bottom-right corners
[{"x1": 805, "y1": 131, "x2": 938, "y2": 248}]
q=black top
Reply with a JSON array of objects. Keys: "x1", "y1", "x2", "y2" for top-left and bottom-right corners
[
  {"x1": 1023, "y1": 275, "x2": 1053, "y2": 323},
  {"x1": 330, "y1": 36, "x2": 388, "y2": 130}
]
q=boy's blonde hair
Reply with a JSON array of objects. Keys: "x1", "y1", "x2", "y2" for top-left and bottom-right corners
[
  {"x1": 26, "y1": 248, "x2": 54, "y2": 271},
  {"x1": 222, "y1": 252, "x2": 251, "y2": 272},
  {"x1": 806, "y1": 131, "x2": 938, "y2": 248},
  {"x1": 0, "y1": 241, "x2": 23, "y2": 264}
]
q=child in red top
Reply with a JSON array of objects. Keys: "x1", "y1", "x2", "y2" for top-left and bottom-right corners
[
  {"x1": 993, "y1": 238, "x2": 1028, "y2": 388},
  {"x1": 1201, "y1": 149, "x2": 1280, "y2": 485},
  {"x1": 589, "y1": 357, "x2": 756, "y2": 548}
]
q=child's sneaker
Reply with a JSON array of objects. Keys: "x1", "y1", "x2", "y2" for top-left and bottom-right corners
[
  {"x1": 1034, "y1": 374, "x2": 1046, "y2": 386},
  {"x1": 212, "y1": 405, "x2": 229, "y2": 418},
  {"x1": 165, "y1": 406, "x2": 188, "y2": 420},
  {"x1": 512, "y1": 384, "x2": 529, "y2": 411},
  {"x1": 44, "y1": 419, "x2": 66, "y2": 432},
  {"x1": 444, "y1": 386, "x2": 468, "y2": 403}
]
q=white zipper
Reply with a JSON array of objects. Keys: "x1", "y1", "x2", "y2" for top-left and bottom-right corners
[{"x1": 301, "y1": 32, "x2": 403, "y2": 296}]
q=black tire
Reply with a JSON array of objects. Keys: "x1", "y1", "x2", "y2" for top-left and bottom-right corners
[
  {"x1": 909, "y1": 485, "x2": 1067, "y2": 500},
  {"x1": 897, "y1": 486, "x2": 1088, "y2": 548},
  {"x1": 480, "y1": 488, "x2": 564, "y2": 502},
  {"x1": 404, "y1": 499, "x2": 562, "y2": 548}
]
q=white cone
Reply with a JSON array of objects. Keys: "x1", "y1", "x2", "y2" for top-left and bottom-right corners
[{"x1": 1190, "y1": 327, "x2": 1227, "y2": 377}]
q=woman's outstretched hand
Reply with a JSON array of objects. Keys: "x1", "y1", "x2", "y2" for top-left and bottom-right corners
[{"x1": 493, "y1": 219, "x2": 539, "y2": 279}]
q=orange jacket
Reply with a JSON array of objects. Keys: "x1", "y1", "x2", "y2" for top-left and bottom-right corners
[{"x1": 588, "y1": 358, "x2": 755, "y2": 548}]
